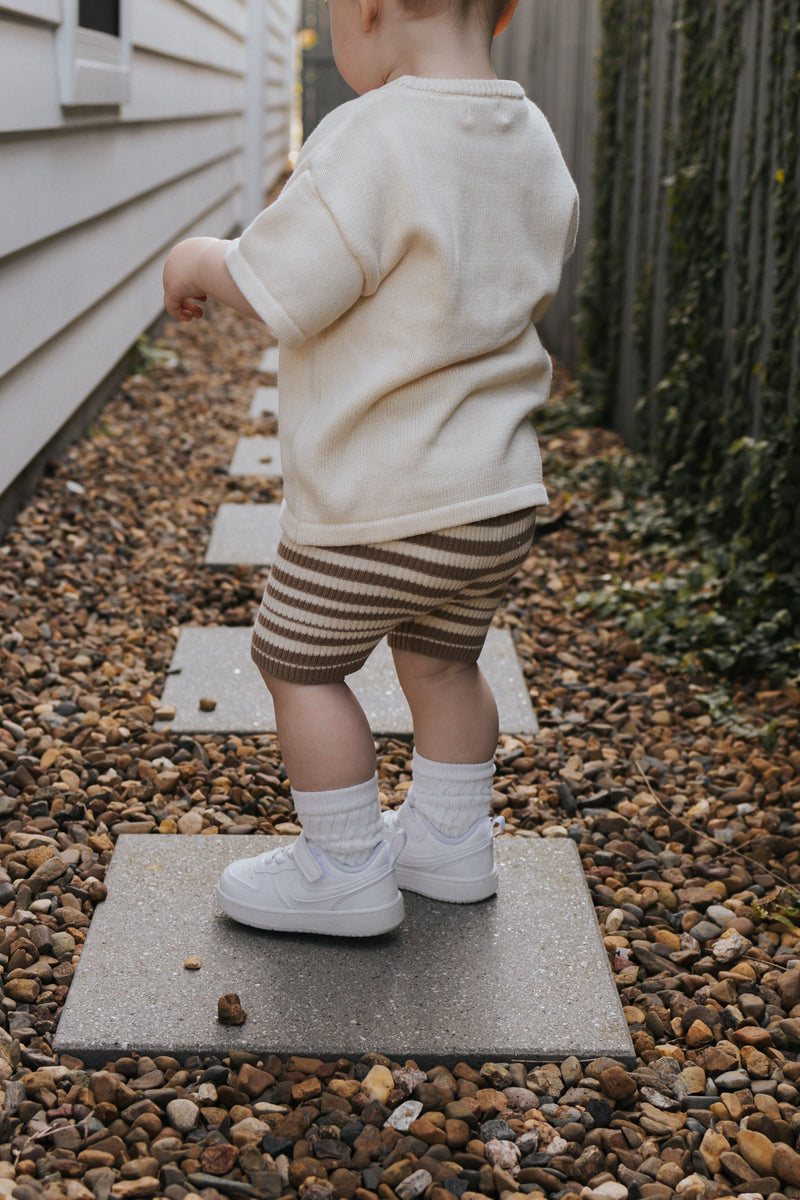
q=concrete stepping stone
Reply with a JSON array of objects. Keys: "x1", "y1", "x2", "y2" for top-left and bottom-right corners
[
  {"x1": 156, "y1": 627, "x2": 537, "y2": 735},
  {"x1": 259, "y1": 346, "x2": 280, "y2": 375},
  {"x1": 53, "y1": 834, "x2": 634, "y2": 1066},
  {"x1": 229, "y1": 437, "x2": 282, "y2": 478},
  {"x1": 249, "y1": 385, "x2": 279, "y2": 418},
  {"x1": 205, "y1": 504, "x2": 282, "y2": 566}
]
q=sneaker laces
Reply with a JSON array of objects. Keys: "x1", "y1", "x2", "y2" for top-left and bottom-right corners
[{"x1": 255, "y1": 842, "x2": 296, "y2": 869}]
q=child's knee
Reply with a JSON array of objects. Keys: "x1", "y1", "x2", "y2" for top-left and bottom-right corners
[{"x1": 393, "y1": 647, "x2": 478, "y2": 688}]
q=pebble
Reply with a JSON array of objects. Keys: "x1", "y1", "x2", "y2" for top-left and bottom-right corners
[
  {"x1": 385, "y1": 1100, "x2": 423, "y2": 1131},
  {"x1": 217, "y1": 992, "x2": 247, "y2": 1025},
  {"x1": 1, "y1": 294, "x2": 800, "y2": 1200},
  {"x1": 484, "y1": 1139, "x2": 521, "y2": 1171},
  {"x1": 395, "y1": 1169, "x2": 434, "y2": 1200},
  {"x1": 166, "y1": 1097, "x2": 200, "y2": 1133},
  {"x1": 361, "y1": 1064, "x2": 394, "y2": 1104}
]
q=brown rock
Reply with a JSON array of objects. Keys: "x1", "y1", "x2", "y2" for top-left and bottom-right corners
[
  {"x1": 218, "y1": 992, "x2": 247, "y2": 1025},
  {"x1": 639, "y1": 1104, "x2": 686, "y2": 1136},
  {"x1": 361, "y1": 1065, "x2": 394, "y2": 1104},
  {"x1": 736, "y1": 1130, "x2": 776, "y2": 1177},
  {"x1": 83, "y1": 1136, "x2": 127, "y2": 1166},
  {"x1": 453, "y1": 1063, "x2": 484, "y2": 1085},
  {"x1": 472, "y1": 1088, "x2": 508, "y2": 1118},
  {"x1": 719, "y1": 1151, "x2": 758, "y2": 1183},
  {"x1": 287, "y1": 1056, "x2": 326, "y2": 1075},
  {"x1": 777, "y1": 1018, "x2": 800, "y2": 1046},
  {"x1": 700, "y1": 1123, "x2": 734, "y2": 1171},
  {"x1": 274, "y1": 1108, "x2": 314, "y2": 1140},
  {"x1": 599, "y1": 1066, "x2": 637, "y2": 1102},
  {"x1": 444, "y1": 1119, "x2": 471, "y2": 1150},
  {"x1": 78, "y1": 1150, "x2": 117, "y2": 1170},
  {"x1": 290, "y1": 1158, "x2": 329, "y2": 1189},
  {"x1": 109, "y1": 1181, "x2": 161, "y2": 1199},
  {"x1": 685, "y1": 1020, "x2": 714, "y2": 1048},
  {"x1": 740, "y1": 1045, "x2": 772, "y2": 1078},
  {"x1": 330, "y1": 1169, "x2": 361, "y2": 1200},
  {"x1": 379, "y1": 1158, "x2": 416, "y2": 1189},
  {"x1": 293, "y1": 1076, "x2": 323, "y2": 1103},
  {"x1": 774, "y1": 1143, "x2": 800, "y2": 1188},
  {"x1": 328, "y1": 1079, "x2": 362, "y2": 1099},
  {"x1": 237, "y1": 1063, "x2": 275, "y2": 1098},
  {"x1": 4, "y1": 978, "x2": 40, "y2": 1003},
  {"x1": 776, "y1": 968, "x2": 800, "y2": 1011},
  {"x1": 731, "y1": 1026, "x2": 773, "y2": 1049},
  {"x1": 352, "y1": 1125, "x2": 383, "y2": 1162},
  {"x1": 696, "y1": 1045, "x2": 740, "y2": 1074},
  {"x1": 408, "y1": 1117, "x2": 447, "y2": 1146}
]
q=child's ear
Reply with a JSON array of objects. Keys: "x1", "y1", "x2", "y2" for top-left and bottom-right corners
[
  {"x1": 358, "y1": 0, "x2": 380, "y2": 31},
  {"x1": 493, "y1": 0, "x2": 519, "y2": 36}
]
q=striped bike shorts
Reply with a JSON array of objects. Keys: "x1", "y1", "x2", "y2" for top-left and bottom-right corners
[{"x1": 251, "y1": 507, "x2": 538, "y2": 684}]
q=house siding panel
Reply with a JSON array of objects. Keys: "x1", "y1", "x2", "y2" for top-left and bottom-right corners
[{"x1": 0, "y1": 0, "x2": 298, "y2": 504}]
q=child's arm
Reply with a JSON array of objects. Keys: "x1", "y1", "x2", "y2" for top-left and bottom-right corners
[{"x1": 163, "y1": 237, "x2": 260, "y2": 322}]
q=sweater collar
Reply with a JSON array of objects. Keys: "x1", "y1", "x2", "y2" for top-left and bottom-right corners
[{"x1": 390, "y1": 76, "x2": 525, "y2": 99}]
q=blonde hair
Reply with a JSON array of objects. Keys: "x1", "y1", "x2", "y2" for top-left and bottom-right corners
[{"x1": 398, "y1": 0, "x2": 510, "y2": 30}]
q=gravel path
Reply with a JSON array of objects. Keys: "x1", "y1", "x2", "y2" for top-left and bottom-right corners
[{"x1": 1, "y1": 304, "x2": 798, "y2": 1200}]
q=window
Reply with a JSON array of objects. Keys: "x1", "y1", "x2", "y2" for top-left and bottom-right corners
[
  {"x1": 57, "y1": 0, "x2": 129, "y2": 107},
  {"x1": 79, "y1": 1, "x2": 120, "y2": 37}
]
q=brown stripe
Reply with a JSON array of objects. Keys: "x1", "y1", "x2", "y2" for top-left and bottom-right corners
[
  {"x1": 253, "y1": 613, "x2": 388, "y2": 651},
  {"x1": 277, "y1": 524, "x2": 534, "y2": 579},
  {"x1": 252, "y1": 632, "x2": 376, "y2": 672},
  {"x1": 387, "y1": 631, "x2": 486, "y2": 662},
  {"x1": 269, "y1": 550, "x2": 526, "y2": 601}
]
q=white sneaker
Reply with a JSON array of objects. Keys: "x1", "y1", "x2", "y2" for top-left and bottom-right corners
[
  {"x1": 383, "y1": 801, "x2": 504, "y2": 903},
  {"x1": 217, "y1": 833, "x2": 405, "y2": 936}
]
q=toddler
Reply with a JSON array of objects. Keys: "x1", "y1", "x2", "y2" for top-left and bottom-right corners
[{"x1": 163, "y1": 0, "x2": 578, "y2": 937}]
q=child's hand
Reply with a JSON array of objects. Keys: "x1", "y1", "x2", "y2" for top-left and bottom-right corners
[
  {"x1": 163, "y1": 238, "x2": 214, "y2": 322},
  {"x1": 163, "y1": 236, "x2": 260, "y2": 323}
]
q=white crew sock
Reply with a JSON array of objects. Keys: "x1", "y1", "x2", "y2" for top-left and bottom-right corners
[
  {"x1": 291, "y1": 774, "x2": 384, "y2": 867},
  {"x1": 408, "y1": 750, "x2": 495, "y2": 838}
]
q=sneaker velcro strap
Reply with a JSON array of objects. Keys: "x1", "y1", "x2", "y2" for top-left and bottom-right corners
[{"x1": 291, "y1": 834, "x2": 324, "y2": 882}]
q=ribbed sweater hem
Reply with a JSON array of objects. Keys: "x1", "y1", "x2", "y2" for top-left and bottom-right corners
[{"x1": 277, "y1": 484, "x2": 547, "y2": 547}]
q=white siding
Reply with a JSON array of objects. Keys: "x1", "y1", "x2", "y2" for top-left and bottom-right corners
[{"x1": 0, "y1": 0, "x2": 298, "y2": 500}]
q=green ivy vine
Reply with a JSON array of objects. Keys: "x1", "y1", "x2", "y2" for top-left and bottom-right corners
[{"x1": 578, "y1": 0, "x2": 800, "y2": 681}]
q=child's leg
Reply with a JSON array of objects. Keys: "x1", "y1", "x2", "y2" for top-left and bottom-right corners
[
  {"x1": 387, "y1": 649, "x2": 499, "y2": 897},
  {"x1": 390, "y1": 648, "x2": 498, "y2": 764},
  {"x1": 264, "y1": 674, "x2": 376, "y2": 791},
  {"x1": 217, "y1": 669, "x2": 403, "y2": 936},
  {"x1": 262, "y1": 672, "x2": 384, "y2": 865}
]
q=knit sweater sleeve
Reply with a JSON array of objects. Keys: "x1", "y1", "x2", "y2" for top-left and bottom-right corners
[{"x1": 225, "y1": 168, "x2": 366, "y2": 349}]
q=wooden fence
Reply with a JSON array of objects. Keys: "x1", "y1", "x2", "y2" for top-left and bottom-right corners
[
  {"x1": 499, "y1": 0, "x2": 799, "y2": 456},
  {"x1": 575, "y1": 0, "x2": 799, "y2": 445},
  {"x1": 493, "y1": 1, "x2": 602, "y2": 372}
]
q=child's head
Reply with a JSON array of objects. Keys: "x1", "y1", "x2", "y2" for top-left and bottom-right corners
[
  {"x1": 328, "y1": 0, "x2": 518, "y2": 94},
  {"x1": 398, "y1": 0, "x2": 514, "y2": 33},
  {"x1": 398, "y1": 0, "x2": 515, "y2": 35}
]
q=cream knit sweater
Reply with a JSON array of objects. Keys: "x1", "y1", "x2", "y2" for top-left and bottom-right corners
[{"x1": 226, "y1": 76, "x2": 578, "y2": 546}]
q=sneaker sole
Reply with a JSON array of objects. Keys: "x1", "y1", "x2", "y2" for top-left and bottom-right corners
[
  {"x1": 394, "y1": 864, "x2": 499, "y2": 903},
  {"x1": 216, "y1": 884, "x2": 405, "y2": 937}
]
